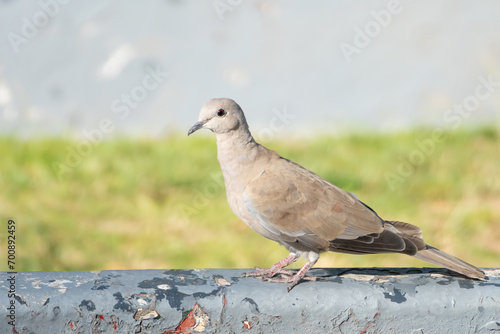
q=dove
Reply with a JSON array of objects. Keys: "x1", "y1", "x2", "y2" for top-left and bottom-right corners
[{"x1": 188, "y1": 97, "x2": 485, "y2": 291}]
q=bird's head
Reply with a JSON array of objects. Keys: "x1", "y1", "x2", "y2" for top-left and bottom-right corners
[{"x1": 188, "y1": 98, "x2": 248, "y2": 136}]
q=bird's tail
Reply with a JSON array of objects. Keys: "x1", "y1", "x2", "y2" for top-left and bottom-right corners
[{"x1": 413, "y1": 245, "x2": 485, "y2": 279}]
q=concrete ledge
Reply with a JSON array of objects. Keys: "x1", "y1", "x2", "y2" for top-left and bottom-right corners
[{"x1": 1, "y1": 268, "x2": 500, "y2": 333}]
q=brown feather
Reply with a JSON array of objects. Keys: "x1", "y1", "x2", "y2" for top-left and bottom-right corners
[{"x1": 244, "y1": 156, "x2": 384, "y2": 251}]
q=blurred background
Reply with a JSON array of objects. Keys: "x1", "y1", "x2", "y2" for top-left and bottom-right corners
[{"x1": 0, "y1": 1, "x2": 498, "y2": 272}]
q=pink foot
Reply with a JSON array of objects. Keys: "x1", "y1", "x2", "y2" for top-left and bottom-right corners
[
  {"x1": 242, "y1": 252, "x2": 320, "y2": 292},
  {"x1": 241, "y1": 253, "x2": 300, "y2": 279}
]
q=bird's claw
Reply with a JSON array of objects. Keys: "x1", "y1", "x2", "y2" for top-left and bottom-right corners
[
  {"x1": 243, "y1": 269, "x2": 318, "y2": 292},
  {"x1": 241, "y1": 267, "x2": 296, "y2": 278}
]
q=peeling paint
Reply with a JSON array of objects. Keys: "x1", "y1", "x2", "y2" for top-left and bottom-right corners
[
  {"x1": 112, "y1": 292, "x2": 135, "y2": 313},
  {"x1": 340, "y1": 274, "x2": 376, "y2": 282},
  {"x1": 192, "y1": 303, "x2": 209, "y2": 332},
  {"x1": 47, "y1": 279, "x2": 72, "y2": 289},
  {"x1": 158, "y1": 284, "x2": 172, "y2": 290},
  {"x1": 164, "y1": 302, "x2": 209, "y2": 334},
  {"x1": 430, "y1": 273, "x2": 447, "y2": 279},
  {"x1": 458, "y1": 280, "x2": 474, "y2": 289},
  {"x1": 1, "y1": 268, "x2": 499, "y2": 333},
  {"x1": 132, "y1": 293, "x2": 158, "y2": 321},
  {"x1": 79, "y1": 300, "x2": 96, "y2": 311},
  {"x1": 483, "y1": 269, "x2": 500, "y2": 277},
  {"x1": 214, "y1": 277, "x2": 231, "y2": 286},
  {"x1": 374, "y1": 277, "x2": 390, "y2": 283},
  {"x1": 383, "y1": 287, "x2": 407, "y2": 303},
  {"x1": 360, "y1": 312, "x2": 380, "y2": 334},
  {"x1": 243, "y1": 316, "x2": 252, "y2": 330}
]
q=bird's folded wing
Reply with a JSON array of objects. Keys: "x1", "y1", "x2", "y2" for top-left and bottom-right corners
[{"x1": 243, "y1": 158, "x2": 384, "y2": 250}]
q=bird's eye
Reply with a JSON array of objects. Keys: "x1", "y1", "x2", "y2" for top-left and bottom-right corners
[{"x1": 217, "y1": 109, "x2": 226, "y2": 117}]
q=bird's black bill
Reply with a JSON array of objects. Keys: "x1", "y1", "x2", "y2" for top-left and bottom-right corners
[{"x1": 188, "y1": 120, "x2": 207, "y2": 136}]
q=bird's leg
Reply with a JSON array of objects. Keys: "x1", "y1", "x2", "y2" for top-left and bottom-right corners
[
  {"x1": 241, "y1": 253, "x2": 300, "y2": 278},
  {"x1": 261, "y1": 253, "x2": 319, "y2": 292}
]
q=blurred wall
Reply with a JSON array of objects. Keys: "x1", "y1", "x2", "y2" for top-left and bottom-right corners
[{"x1": 0, "y1": 0, "x2": 499, "y2": 137}]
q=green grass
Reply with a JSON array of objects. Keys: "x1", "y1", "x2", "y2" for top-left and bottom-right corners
[{"x1": 0, "y1": 127, "x2": 499, "y2": 272}]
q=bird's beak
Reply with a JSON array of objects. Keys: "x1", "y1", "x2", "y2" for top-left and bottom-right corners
[{"x1": 188, "y1": 120, "x2": 207, "y2": 136}]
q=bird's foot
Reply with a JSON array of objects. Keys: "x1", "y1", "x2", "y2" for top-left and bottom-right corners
[
  {"x1": 241, "y1": 266, "x2": 296, "y2": 279},
  {"x1": 243, "y1": 268, "x2": 318, "y2": 292},
  {"x1": 241, "y1": 253, "x2": 301, "y2": 279},
  {"x1": 241, "y1": 253, "x2": 318, "y2": 292}
]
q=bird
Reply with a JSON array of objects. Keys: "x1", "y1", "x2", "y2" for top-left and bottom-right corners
[{"x1": 188, "y1": 97, "x2": 485, "y2": 292}]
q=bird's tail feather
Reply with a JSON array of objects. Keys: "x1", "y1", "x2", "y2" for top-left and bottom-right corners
[{"x1": 413, "y1": 245, "x2": 485, "y2": 279}]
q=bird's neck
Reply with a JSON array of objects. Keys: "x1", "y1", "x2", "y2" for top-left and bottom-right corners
[
  {"x1": 216, "y1": 128, "x2": 257, "y2": 165},
  {"x1": 215, "y1": 128, "x2": 261, "y2": 191}
]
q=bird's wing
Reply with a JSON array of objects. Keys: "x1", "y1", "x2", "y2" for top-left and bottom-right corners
[{"x1": 243, "y1": 157, "x2": 385, "y2": 251}]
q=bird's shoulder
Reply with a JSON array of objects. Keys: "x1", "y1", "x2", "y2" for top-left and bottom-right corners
[{"x1": 243, "y1": 151, "x2": 384, "y2": 240}]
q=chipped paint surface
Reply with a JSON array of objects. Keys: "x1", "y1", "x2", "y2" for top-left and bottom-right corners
[
  {"x1": 339, "y1": 274, "x2": 376, "y2": 282},
  {"x1": 192, "y1": 303, "x2": 209, "y2": 332},
  {"x1": 164, "y1": 302, "x2": 208, "y2": 333},
  {"x1": 132, "y1": 293, "x2": 158, "y2": 321},
  {"x1": 242, "y1": 316, "x2": 252, "y2": 330},
  {"x1": 157, "y1": 284, "x2": 172, "y2": 290},
  {"x1": 214, "y1": 277, "x2": 231, "y2": 286},
  {"x1": 0, "y1": 268, "x2": 499, "y2": 333}
]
